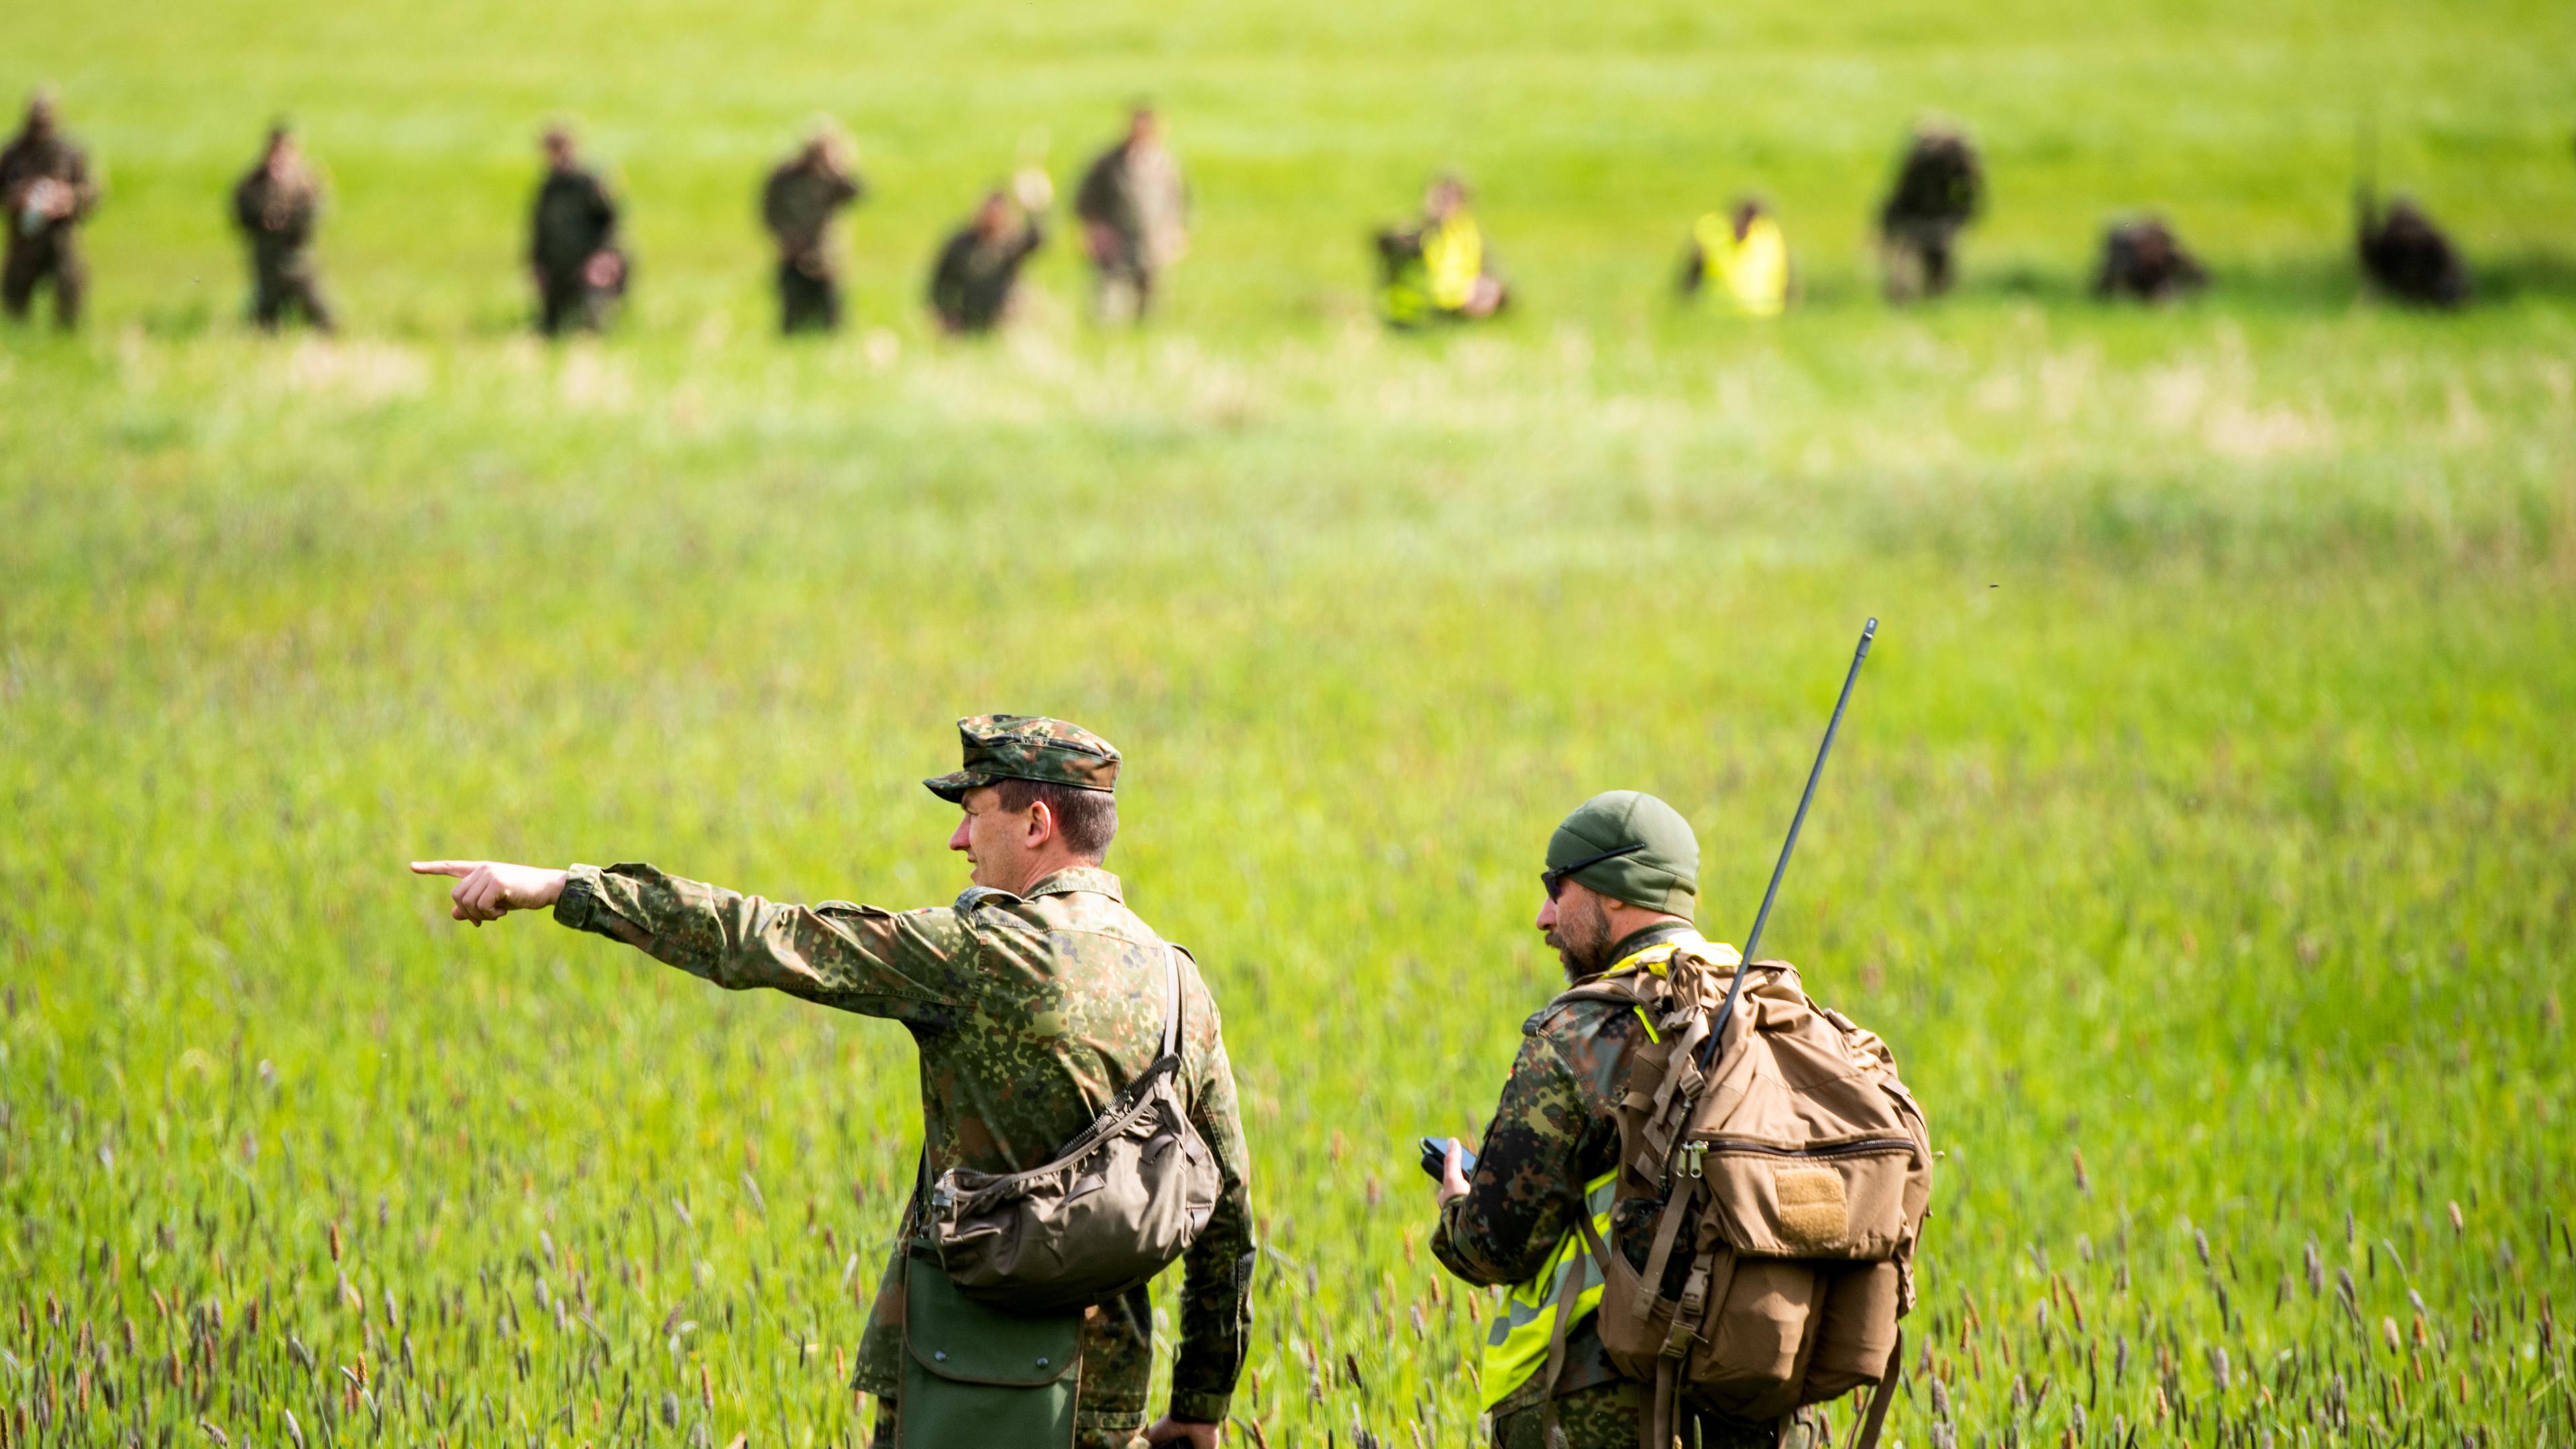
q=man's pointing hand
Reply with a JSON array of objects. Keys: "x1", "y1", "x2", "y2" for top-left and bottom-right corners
[{"x1": 409, "y1": 860, "x2": 568, "y2": 925}]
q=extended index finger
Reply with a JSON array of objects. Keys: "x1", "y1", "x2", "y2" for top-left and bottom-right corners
[{"x1": 409, "y1": 861, "x2": 480, "y2": 877}]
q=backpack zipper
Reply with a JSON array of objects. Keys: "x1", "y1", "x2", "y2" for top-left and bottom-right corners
[{"x1": 1682, "y1": 1136, "x2": 1915, "y2": 1177}]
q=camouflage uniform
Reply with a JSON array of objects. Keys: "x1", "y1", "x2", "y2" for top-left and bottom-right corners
[
  {"x1": 550, "y1": 718, "x2": 1255, "y2": 1446},
  {"x1": 232, "y1": 142, "x2": 335, "y2": 331},
  {"x1": 2357, "y1": 194, "x2": 2469, "y2": 308},
  {"x1": 763, "y1": 147, "x2": 865, "y2": 334},
  {"x1": 0, "y1": 109, "x2": 100, "y2": 329},
  {"x1": 1073, "y1": 125, "x2": 1187, "y2": 319},
  {"x1": 1437, "y1": 922, "x2": 1773, "y2": 1449},
  {"x1": 530, "y1": 160, "x2": 621, "y2": 335},
  {"x1": 2092, "y1": 217, "x2": 2206, "y2": 303},
  {"x1": 1876, "y1": 128, "x2": 1982, "y2": 299},
  {"x1": 928, "y1": 209, "x2": 1045, "y2": 333}
]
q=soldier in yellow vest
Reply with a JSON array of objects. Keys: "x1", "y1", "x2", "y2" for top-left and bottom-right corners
[
  {"x1": 1376, "y1": 174, "x2": 1509, "y2": 327},
  {"x1": 1678, "y1": 199, "x2": 1790, "y2": 317},
  {"x1": 1431, "y1": 792, "x2": 1778, "y2": 1449}
]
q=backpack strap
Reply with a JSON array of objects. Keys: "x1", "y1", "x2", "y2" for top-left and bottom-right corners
[{"x1": 1846, "y1": 1328, "x2": 1903, "y2": 1449}]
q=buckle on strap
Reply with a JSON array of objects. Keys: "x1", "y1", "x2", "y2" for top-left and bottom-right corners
[{"x1": 1658, "y1": 1263, "x2": 1710, "y2": 1359}]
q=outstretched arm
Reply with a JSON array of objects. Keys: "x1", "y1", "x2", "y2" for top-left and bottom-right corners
[{"x1": 408, "y1": 859, "x2": 967, "y2": 1022}]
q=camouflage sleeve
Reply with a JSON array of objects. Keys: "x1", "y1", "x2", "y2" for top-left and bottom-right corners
[
  {"x1": 1169, "y1": 1023, "x2": 1255, "y2": 1424},
  {"x1": 1432, "y1": 1028, "x2": 1591, "y2": 1288},
  {"x1": 553, "y1": 861, "x2": 975, "y2": 1025}
]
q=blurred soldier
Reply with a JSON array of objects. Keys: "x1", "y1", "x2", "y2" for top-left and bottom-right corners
[
  {"x1": 2092, "y1": 216, "x2": 2207, "y2": 303},
  {"x1": 1073, "y1": 105, "x2": 1188, "y2": 322},
  {"x1": 1678, "y1": 198, "x2": 1790, "y2": 317},
  {"x1": 411, "y1": 715, "x2": 1254, "y2": 1449},
  {"x1": 528, "y1": 126, "x2": 625, "y2": 335},
  {"x1": 2356, "y1": 191, "x2": 2469, "y2": 308},
  {"x1": 928, "y1": 167, "x2": 1051, "y2": 335},
  {"x1": 1432, "y1": 793, "x2": 1777, "y2": 1449},
  {"x1": 762, "y1": 125, "x2": 865, "y2": 335},
  {"x1": 1376, "y1": 174, "x2": 1509, "y2": 327},
  {"x1": 1876, "y1": 124, "x2": 1983, "y2": 301},
  {"x1": 231, "y1": 123, "x2": 336, "y2": 332},
  {"x1": 1, "y1": 90, "x2": 102, "y2": 329}
]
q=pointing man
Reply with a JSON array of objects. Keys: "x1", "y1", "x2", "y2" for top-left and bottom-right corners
[{"x1": 413, "y1": 716, "x2": 1254, "y2": 1447}]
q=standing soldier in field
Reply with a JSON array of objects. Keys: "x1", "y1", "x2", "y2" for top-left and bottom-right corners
[
  {"x1": 231, "y1": 122, "x2": 336, "y2": 333},
  {"x1": 763, "y1": 125, "x2": 866, "y2": 335},
  {"x1": 1073, "y1": 105, "x2": 1188, "y2": 323},
  {"x1": 411, "y1": 716, "x2": 1253, "y2": 1449},
  {"x1": 1431, "y1": 792, "x2": 1780, "y2": 1449},
  {"x1": 1375, "y1": 174, "x2": 1509, "y2": 327},
  {"x1": 928, "y1": 168, "x2": 1053, "y2": 334},
  {"x1": 528, "y1": 125, "x2": 625, "y2": 335},
  {"x1": 1875, "y1": 123, "x2": 1983, "y2": 301},
  {"x1": 1, "y1": 90, "x2": 102, "y2": 330}
]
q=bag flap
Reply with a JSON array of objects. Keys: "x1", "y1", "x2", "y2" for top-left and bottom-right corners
[
  {"x1": 1700, "y1": 1142, "x2": 1915, "y2": 1260},
  {"x1": 904, "y1": 1254, "x2": 1081, "y2": 1385}
]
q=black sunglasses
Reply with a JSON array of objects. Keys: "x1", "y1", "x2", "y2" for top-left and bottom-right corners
[{"x1": 1541, "y1": 842, "x2": 1647, "y2": 900}]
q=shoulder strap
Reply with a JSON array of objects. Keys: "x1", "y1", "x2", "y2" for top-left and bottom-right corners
[{"x1": 1159, "y1": 943, "x2": 1185, "y2": 1061}]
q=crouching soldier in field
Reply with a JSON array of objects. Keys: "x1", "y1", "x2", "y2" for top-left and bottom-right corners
[
  {"x1": 2356, "y1": 189, "x2": 2469, "y2": 308},
  {"x1": 2092, "y1": 215, "x2": 2206, "y2": 303},
  {"x1": 231, "y1": 123, "x2": 336, "y2": 332},
  {"x1": 1678, "y1": 199, "x2": 1791, "y2": 317},
  {"x1": 1377, "y1": 174, "x2": 1509, "y2": 327},
  {"x1": 1876, "y1": 124, "x2": 1982, "y2": 301},
  {"x1": 1, "y1": 89, "x2": 102, "y2": 330},
  {"x1": 528, "y1": 125, "x2": 627, "y2": 335},
  {"x1": 412, "y1": 715, "x2": 1254, "y2": 1449},
  {"x1": 928, "y1": 169, "x2": 1053, "y2": 335},
  {"x1": 763, "y1": 125, "x2": 866, "y2": 335}
]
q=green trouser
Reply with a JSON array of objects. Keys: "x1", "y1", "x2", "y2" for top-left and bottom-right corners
[{"x1": 1491, "y1": 1380, "x2": 1784, "y2": 1449}]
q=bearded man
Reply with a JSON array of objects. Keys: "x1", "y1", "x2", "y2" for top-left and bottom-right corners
[{"x1": 1428, "y1": 792, "x2": 1778, "y2": 1449}]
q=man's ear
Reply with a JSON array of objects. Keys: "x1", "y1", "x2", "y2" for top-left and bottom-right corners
[{"x1": 1024, "y1": 798, "x2": 1058, "y2": 848}]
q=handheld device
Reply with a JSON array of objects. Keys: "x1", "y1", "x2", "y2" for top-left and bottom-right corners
[{"x1": 1417, "y1": 1136, "x2": 1477, "y2": 1181}]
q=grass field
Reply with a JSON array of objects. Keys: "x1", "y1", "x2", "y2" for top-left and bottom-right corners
[{"x1": 5, "y1": 0, "x2": 2576, "y2": 1445}]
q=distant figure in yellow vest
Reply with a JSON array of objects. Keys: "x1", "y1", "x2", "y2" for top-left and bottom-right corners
[
  {"x1": 1678, "y1": 199, "x2": 1790, "y2": 317},
  {"x1": 1376, "y1": 174, "x2": 1508, "y2": 327}
]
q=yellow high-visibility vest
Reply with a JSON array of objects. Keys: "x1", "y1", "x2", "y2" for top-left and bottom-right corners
[
  {"x1": 1423, "y1": 212, "x2": 1485, "y2": 312},
  {"x1": 1476, "y1": 933, "x2": 1740, "y2": 1409},
  {"x1": 1479, "y1": 1170, "x2": 1617, "y2": 1409},
  {"x1": 1693, "y1": 211, "x2": 1789, "y2": 317}
]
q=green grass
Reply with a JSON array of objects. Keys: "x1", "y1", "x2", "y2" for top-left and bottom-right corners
[{"x1": 5, "y1": 0, "x2": 2576, "y2": 1445}]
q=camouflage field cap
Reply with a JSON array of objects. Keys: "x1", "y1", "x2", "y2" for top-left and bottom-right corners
[
  {"x1": 1546, "y1": 790, "x2": 1699, "y2": 914},
  {"x1": 923, "y1": 714, "x2": 1122, "y2": 802}
]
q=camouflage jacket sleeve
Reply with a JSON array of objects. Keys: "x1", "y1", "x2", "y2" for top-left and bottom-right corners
[
  {"x1": 1169, "y1": 1012, "x2": 1256, "y2": 1424},
  {"x1": 553, "y1": 861, "x2": 973, "y2": 1026},
  {"x1": 1432, "y1": 1003, "x2": 1629, "y2": 1287}
]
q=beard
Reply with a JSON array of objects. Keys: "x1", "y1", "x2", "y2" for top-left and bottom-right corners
[{"x1": 1546, "y1": 892, "x2": 1616, "y2": 984}]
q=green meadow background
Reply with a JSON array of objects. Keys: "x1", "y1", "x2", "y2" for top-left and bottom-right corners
[{"x1": 4, "y1": 0, "x2": 2574, "y2": 1444}]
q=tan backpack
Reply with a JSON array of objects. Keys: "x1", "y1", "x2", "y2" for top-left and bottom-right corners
[{"x1": 1552, "y1": 943, "x2": 1933, "y2": 1449}]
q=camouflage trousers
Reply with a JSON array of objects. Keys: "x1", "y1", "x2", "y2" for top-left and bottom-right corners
[
  {"x1": 1491, "y1": 1380, "x2": 1782, "y2": 1449},
  {"x1": 250, "y1": 254, "x2": 334, "y2": 331},
  {"x1": 2, "y1": 234, "x2": 83, "y2": 329}
]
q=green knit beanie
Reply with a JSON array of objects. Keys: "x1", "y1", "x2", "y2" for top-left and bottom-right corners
[{"x1": 1545, "y1": 791, "x2": 1699, "y2": 914}]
